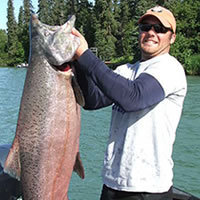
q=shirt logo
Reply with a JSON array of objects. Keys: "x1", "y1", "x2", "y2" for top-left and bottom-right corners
[{"x1": 151, "y1": 6, "x2": 163, "y2": 13}]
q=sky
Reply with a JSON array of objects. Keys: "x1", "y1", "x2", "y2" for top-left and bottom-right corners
[
  {"x1": 0, "y1": 0, "x2": 38, "y2": 30},
  {"x1": 0, "y1": 0, "x2": 94, "y2": 30}
]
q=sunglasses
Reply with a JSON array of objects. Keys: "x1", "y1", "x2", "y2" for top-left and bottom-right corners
[{"x1": 139, "y1": 23, "x2": 173, "y2": 34}]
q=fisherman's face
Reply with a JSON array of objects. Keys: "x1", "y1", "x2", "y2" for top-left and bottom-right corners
[{"x1": 139, "y1": 16, "x2": 176, "y2": 61}]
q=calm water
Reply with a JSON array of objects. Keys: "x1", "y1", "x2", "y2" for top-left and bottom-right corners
[{"x1": 0, "y1": 67, "x2": 199, "y2": 199}]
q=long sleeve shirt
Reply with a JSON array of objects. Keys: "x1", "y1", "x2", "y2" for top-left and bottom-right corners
[
  {"x1": 74, "y1": 49, "x2": 165, "y2": 112},
  {"x1": 74, "y1": 50, "x2": 187, "y2": 193}
]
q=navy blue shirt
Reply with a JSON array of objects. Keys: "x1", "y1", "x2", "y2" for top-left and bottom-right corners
[{"x1": 74, "y1": 49, "x2": 165, "y2": 112}]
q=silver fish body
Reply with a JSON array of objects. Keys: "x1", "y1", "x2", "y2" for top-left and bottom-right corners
[{"x1": 4, "y1": 14, "x2": 84, "y2": 200}]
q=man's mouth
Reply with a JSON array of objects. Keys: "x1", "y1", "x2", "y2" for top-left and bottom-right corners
[{"x1": 144, "y1": 39, "x2": 157, "y2": 45}]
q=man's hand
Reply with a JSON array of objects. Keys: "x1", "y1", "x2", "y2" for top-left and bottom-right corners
[{"x1": 72, "y1": 28, "x2": 89, "y2": 59}]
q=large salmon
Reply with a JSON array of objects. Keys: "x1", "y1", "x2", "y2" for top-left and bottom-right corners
[{"x1": 4, "y1": 14, "x2": 85, "y2": 200}]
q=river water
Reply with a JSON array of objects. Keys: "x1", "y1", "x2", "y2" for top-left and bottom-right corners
[{"x1": 0, "y1": 67, "x2": 199, "y2": 199}]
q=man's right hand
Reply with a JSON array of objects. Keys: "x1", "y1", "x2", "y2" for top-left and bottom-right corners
[{"x1": 72, "y1": 28, "x2": 89, "y2": 59}]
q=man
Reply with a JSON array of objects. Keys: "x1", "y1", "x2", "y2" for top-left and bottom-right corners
[{"x1": 72, "y1": 6, "x2": 187, "y2": 200}]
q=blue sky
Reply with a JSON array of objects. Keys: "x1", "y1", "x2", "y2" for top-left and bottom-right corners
[
  {"x1": 1, "y1": 0, "x2": 38, "y2": 30},
  {"x1": 1, "y1": 0, "x2": 94, "y2": 30}
]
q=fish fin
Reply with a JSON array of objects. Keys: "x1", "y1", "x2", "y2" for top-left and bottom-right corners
[
  {"x1": 4, "y1": 136, "x2": 21, "y2": 181},
  {"x1": 71, "y1": 74, "x2": 85, "y2": 107},
  {"x1": 73, "y1": 152, "x2": 85, "y2": 179}
]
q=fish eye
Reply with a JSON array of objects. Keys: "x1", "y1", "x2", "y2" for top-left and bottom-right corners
[{"x1": 44, "y1": 30, "x2": 49, "y2": 37}]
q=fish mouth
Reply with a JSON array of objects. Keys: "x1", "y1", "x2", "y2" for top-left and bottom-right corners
[{"x1": 52, "y1": 62, "x2": 72, "y2": 72}]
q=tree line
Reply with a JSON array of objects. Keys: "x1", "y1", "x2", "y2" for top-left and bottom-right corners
[{"x1": 0, "y1": 0, "x2": 199, "y2": 75}]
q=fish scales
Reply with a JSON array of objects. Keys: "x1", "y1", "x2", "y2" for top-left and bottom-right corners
[{"x1": 4, "y1": 14, "x2": 84, "y2": 200}]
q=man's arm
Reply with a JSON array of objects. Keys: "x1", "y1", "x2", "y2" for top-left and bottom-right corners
[
  {"x1": 76, "y1": 50, "x2": 165, "y2": 112},
  {"x1": 74, "y1": 61, "x2": 113, "y2": 110}
]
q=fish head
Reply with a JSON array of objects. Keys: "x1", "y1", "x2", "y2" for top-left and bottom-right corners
[{"x1": 31, "y1": 14, "x2": 80, "y2": 66}]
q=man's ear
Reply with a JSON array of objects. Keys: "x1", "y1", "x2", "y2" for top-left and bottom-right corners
[{"x1": 170, "y1": 33, "x2": 176, "y2": 44}]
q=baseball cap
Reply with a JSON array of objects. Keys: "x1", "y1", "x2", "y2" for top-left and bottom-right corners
[{"x1": 138, "y1": 6, "x2": 176, "y2": 33}]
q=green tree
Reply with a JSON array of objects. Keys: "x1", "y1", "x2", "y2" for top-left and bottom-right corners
[
  {"x1": 186, "y1": 54, "x2": 200, "y2": 75},
  {"x1": 17, "y1": 6, "x2": 25, "y2": 62},
  {"x1": 116, "y1": 1, "x2": 136, "y2": 59},
  {"x1": 75, "y1": 0, "x2": 96, "y2": 47},
  {"x1": 7, "y1": 0, "x2": 18, "y2": 66},
  {"x1": 0, "y1": 30, "x2": 8, "y2": 66},
  {"x1": 67, "y1": 0, "x2": 79, "y2": 15},
  {"x1": 50, "y1": 0, "x2": 66, "y2": 25},
  {"x1": 94, "y1": 0, "x2": 117, "y2": 60},
  {"x1": 22, "y1": 0, "x2": 32, "y2": 62},
  {"x1": 168, "y1": 0, "x2": 200, "y2": 73},
  {"x1": 38, "y1": 0, "x2": 50, "y2": 24},
  {"x1": 18, "y1": 6, "x2": 24, "y2": 37}
]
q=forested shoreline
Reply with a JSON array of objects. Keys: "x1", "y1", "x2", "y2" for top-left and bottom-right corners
[{"x1": 0, "y1": 0, "x2": 199, "y2": 75}]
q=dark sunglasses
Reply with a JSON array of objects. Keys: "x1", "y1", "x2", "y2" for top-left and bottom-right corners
[{"x1": 139, "y1": 23, "x2": 173, "y2": 34}]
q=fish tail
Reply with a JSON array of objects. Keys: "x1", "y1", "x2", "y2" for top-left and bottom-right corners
[
  {"x1": 4, "y1": 136, "x2": 21, "y2": 180},
  {"x1": 73, "y1": 152, "x2": 85, "y2": 179}
]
